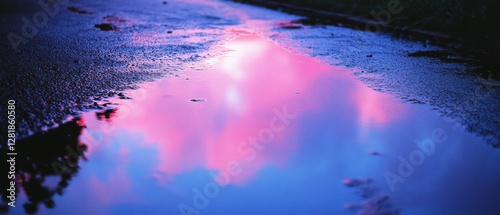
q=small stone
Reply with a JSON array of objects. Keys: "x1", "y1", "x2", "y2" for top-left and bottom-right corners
[
  {"x1": 94, "y1": 23, "x2": 118, "y2": 31},
  {"x1": 67, "y1": 6, "x2": 79, "y2": 12}
]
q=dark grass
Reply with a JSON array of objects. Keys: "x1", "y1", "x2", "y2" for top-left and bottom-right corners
[{"x1": 269, "y1": 0, "x2": 500, "y2": 48}]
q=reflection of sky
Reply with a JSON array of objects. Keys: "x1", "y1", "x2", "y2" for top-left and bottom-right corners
[
  {"x1": 91, "y1": 34, "x2": 352, "y2": 186},
  {"x1": 35, "y1": 34, "x2": 500, "y2": 215}
]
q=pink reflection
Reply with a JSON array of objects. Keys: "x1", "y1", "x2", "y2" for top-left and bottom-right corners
[
  {"x1": 355, "y1": 87, "x2": 402, "y2": 126},
  {"x1": 350, "y1": 82, "x2": 406, "y2": 143},
  {"x1": 111, "y1": 34, "x2": 335, "y2": 185},
  {"x1": 89, "y1": 33, "x2": 406, "y2": 186}
]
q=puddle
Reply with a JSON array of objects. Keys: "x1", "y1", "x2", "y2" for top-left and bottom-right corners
[{"x1": 4, "y1": 34, "x2": 500, "y2": 215}]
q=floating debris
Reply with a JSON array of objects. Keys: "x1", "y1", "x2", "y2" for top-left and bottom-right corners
[
  {"x1": 369, "y1": 151, "x2": 382, "y2": 155},
  {"x1": 190, "y1": 98, "x2": 206, "y2": 102},
  {"x1": 96, "y1": 108, "x2": 117, "y2": 121},
  {"x1": 343, "y1": 178, "x2": 373, "y2": 187},
  {"x1": 343, "y1": 178, "x2": 399, "y2": 214}
]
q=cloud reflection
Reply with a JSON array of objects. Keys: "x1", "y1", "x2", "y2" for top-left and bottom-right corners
[
  {"x1": 94, "y1": 33, "x2": 407, "y2": 188},
  {"x1": 103, "y1": 34, "x2": 327, "y2": 185}
]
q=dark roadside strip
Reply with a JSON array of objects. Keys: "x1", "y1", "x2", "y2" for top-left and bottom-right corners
[
  {"x1": 232, "y1": 0, "x2": 500, "y2": 79},
  {"x1": 233, "y1": 0, "x2": 459, "y2": 43}
]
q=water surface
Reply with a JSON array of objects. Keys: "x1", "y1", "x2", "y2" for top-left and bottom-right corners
[{"x1": 19, "y1": 33, "x2": 500, "y2": 215}]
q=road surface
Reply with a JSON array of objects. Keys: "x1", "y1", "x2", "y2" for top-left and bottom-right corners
[{"x1": 0, "y1": 0, "x2": 499, "y2": 214}]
